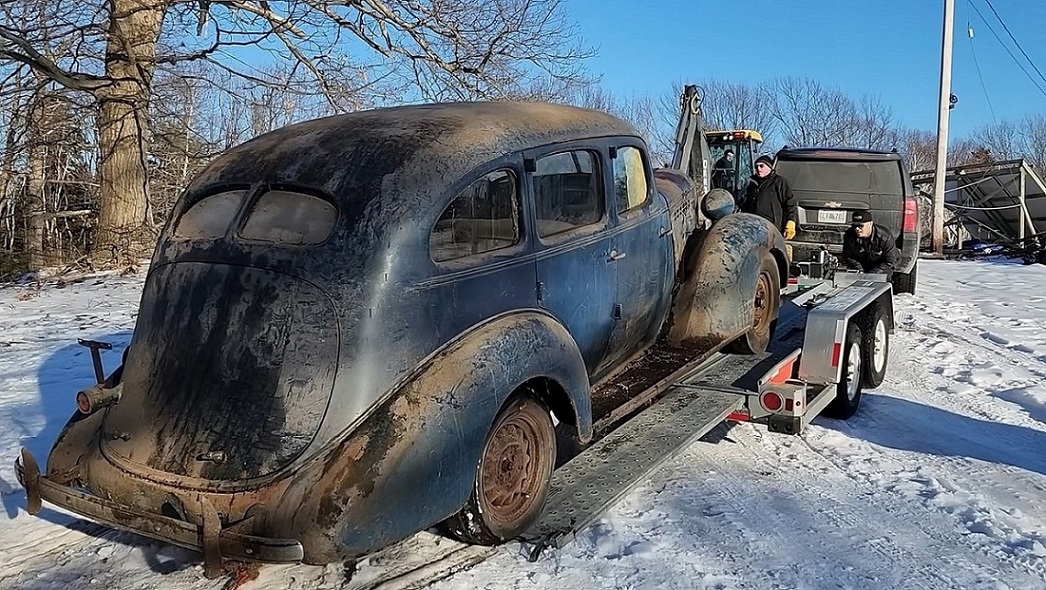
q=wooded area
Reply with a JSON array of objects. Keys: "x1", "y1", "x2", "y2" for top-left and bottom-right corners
[{"x1": 1, "y1": 0, "x2": 1041, "y2": 279}]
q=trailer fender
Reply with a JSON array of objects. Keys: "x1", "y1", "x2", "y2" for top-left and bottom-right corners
[
  {"x1": 273, "y1": 311, "x2": 591, "y2": 563},
  {"x1": 664, "y1": 213, "x2": 788, "y2": 347}
]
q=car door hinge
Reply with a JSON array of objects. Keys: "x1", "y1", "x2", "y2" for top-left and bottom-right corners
[
  {"x1": 536, "y1": 281, "x2": 545, "y2": 303},
  {"x1": 613, "y1": 303, "x2": 622, "y2": 320}
]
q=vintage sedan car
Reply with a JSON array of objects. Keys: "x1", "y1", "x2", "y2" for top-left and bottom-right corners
[{"x1": 17, "y1": 101, "x2": 788, "y2": 572}]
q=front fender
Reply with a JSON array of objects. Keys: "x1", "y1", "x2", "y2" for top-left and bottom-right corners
[
  {"x1": 273, "y1": 311, "x2": 591, "y2": 563},
  {"x1": 665, "y1": 213, "x2": 787, "y2": 347}
]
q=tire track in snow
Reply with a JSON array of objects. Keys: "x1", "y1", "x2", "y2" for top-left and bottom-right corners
[{"x1": 767, "y1": 320, "x2": 1046, "y2": 585}]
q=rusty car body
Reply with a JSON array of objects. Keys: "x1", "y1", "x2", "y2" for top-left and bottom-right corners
[{"x1": 16, "y1": 101, "x2": 788, "y2": 572}]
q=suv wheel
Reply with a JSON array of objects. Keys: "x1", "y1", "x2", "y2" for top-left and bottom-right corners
[{"x1": 892, "y1": 260, "x2": 918, "y2": 295}]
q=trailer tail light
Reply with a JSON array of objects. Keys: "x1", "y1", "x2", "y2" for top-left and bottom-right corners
[
  {"x1": 761, "y1": 390, "x2": 783, "y2": 412},
  {"x1": 903, "y1": 197, "x2": 918, "y2": 233}
]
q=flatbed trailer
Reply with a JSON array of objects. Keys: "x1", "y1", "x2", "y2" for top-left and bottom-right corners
[{"x1": 340, "y1": 273, "x2": 895, "y2": 589}]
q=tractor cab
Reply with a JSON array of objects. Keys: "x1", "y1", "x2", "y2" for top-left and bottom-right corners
[{"x1": 707, "y1": 129, "x2": 763, "y2": 203}]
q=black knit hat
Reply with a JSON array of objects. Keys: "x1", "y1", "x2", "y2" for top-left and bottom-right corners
[
  {"x1": 755, "y1": 155, "x2": 774, "y2": 168},
  {"x1": 851, "y1": 209, "x2": 873, "y2": 224}
]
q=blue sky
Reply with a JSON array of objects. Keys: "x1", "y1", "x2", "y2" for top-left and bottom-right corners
[{"x1": 567, "y1": 0, "x2": 1046, "y2": 138}]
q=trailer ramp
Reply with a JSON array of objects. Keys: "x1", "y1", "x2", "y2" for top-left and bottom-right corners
[{"x1": 526, "y1": 385, "x2": 741, "y2": 553}]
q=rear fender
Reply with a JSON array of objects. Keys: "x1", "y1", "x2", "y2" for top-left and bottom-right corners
[
  {"x1": 273, "y1": 311, "x2": 590, "y2": 563},
  {"x1": 664, "y1": 213, "x2": 787, "y2": 347}
]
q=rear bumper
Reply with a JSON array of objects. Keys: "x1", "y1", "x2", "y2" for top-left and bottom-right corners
[{"x1": 14, "y1": 448, "x2": 303, "y2": 565}]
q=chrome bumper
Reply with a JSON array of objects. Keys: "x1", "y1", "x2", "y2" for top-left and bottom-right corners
[{"x1": 15, "y1": 448, "x2": 303, "y2": 568}]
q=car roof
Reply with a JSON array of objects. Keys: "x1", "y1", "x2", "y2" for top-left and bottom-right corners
[
  {"x1": 775, "y1": 147, "x2": 902, "y2": 162},
  {"x1": 186, "y1": 101, "x2": 641, "y2": 211}
]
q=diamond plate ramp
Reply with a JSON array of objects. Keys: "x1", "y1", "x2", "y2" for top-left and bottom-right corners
[{"x1": 526, "y1": 386, "x2": 743, "y2": 550}]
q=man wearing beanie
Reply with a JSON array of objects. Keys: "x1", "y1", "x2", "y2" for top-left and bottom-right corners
[
  {"x1": 743, "y1": 155, "x2": 798, "y2": 240},
  {"x1": 841, "y1": 209, "x2": 899, "y2": 278}
]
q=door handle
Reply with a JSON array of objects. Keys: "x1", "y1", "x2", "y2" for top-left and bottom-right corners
[
  {"x1": 659, "y1": 227, "x2": 671, "y2": 238},
  {"x1": 608, "y1": 249, "x2": 626, "y2": 261}
]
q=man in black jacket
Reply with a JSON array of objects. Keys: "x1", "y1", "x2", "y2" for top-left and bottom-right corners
[
  {"x1": 841, "y1": 209, "x2": 899, "y2": 278},
  {"x1": 743, "y1": 155, "x2": 798, "y2": 239}
]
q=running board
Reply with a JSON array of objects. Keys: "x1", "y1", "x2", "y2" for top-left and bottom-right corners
[{"x1": 523, "y1": 385, "x2": 743, "y2": 552}]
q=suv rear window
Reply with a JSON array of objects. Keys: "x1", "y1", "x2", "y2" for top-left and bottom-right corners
[{"x1": 775, "y1": 160, "x2": 903, "y2": 196}]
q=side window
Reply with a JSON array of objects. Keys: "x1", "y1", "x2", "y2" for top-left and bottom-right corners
[
  {"x1": 533, "y1": 150, "x2": 603, "y2": 238},
  {"x1": 240, "y1": 190, "x2": 338, "y2": 245},
  {"x1": 614, "y1": 146, "x2": 650, "y2": 214},
  {"x1": 430, "y1": 169, "x2": 520, "y2": 263},
  {"x1": 173, "y1": 190, "x2": 246, "y2": 239}
]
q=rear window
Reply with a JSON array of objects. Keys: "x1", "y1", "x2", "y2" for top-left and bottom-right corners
[
  {"x1": 173, "y1": 190, "x2": 246, "y2": 239},
  {"x1": 240, "y1": 190, "x2": 337, "y2": 245},
  {"x1": 775, "y1": 160, "x2": 904, "y2": 196}
]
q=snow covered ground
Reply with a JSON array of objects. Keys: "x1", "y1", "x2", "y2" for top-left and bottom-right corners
[{"x1": 1, "y1": 259, "x2": 1044, "y2": 590}]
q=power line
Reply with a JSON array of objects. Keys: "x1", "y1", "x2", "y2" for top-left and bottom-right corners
[
  {"x1": 967, "y1": 0, "x2": 1046, "y2": 99},
  {"x1": 982, "y1": 0, "x2": 1046, "y2": 89},
  {"x1": 966, "y1": 1, "x2": 997, "y2": 122}
]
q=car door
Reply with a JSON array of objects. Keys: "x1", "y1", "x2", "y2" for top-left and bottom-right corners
[
  {"x1": 528, "y1": 146, "x2": 617, "y2": 376},
  {"x1": 605, "y1": 144, "x2": 674, "y2": 369}
]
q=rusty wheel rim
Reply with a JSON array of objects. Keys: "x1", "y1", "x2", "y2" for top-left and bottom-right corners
[
  {"x1": 752, "y1": 271, "x2": 772, "y2": 334},
  {"x1": 479, "y1": 408, "x2": 546, "y2": 525}
]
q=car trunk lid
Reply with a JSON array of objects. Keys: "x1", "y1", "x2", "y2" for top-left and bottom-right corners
[{"x1": 101, "y1": 261, "x2": 339, "y2": 482}]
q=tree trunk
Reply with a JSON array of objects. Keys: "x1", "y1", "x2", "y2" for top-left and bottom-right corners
[
  {"x1": 92, "y1": 0, "x2": 165, "y2": 268},
  {"x1": 26, "y1": 136, "x2": 46, "y2": 269}
]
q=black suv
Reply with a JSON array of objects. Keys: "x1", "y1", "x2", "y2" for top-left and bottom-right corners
[{"x1": 773, "y1": 147, "x2": 920, "y2": 294}]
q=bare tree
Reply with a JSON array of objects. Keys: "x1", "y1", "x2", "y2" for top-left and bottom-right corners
[
  {"x1": 968, "y1": 116, "x2": 1046, "y2": 169},
  {"x1": 1, "y1": 0, "x2": 593, "y2": 268},
  {"x1": 695, "y1": 79, "x2": 777, "y2": 144}
]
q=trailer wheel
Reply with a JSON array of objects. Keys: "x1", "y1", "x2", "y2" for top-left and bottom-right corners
[
  {"x1": 726, "y1": 254, "x2": 780, "y2": 355},
  {"x1": 859, "y1": 304, "x2": 889, "y2": 389},
  {"x1": 824, "y1": 322, "x2": 864, "y2": 420},
  {"x1": 444, "y1": 394, "x2": 556, "y2": 545}
]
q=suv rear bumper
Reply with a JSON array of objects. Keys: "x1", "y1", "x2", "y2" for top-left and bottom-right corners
[{"x1": 787, "y1": 240, "x2": 918, "y2": 274}]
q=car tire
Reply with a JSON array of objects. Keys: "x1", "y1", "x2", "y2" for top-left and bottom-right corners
[
  {"x1": 443, "y1": 393, "x2": 556, "y2": 545},
  {"x1": 823, "y1": 322, "x2": 864, "y2": 420},
  {"x1": 892, "y1": 260, "x2": 918, "y2": 295},
  {"x1": 859, "y1": 303, "x2": 889, "y2": 389},
  {"x1": 725, "y1": 254, "x2": 780, "y2": 355}
]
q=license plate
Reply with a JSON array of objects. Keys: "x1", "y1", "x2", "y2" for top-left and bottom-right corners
[{"x1": 817, "y1": 210, "x2": 847, "y2": 224}]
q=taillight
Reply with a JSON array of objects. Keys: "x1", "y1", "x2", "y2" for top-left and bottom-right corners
[
  {"x1": 903, "y1": 197, "x2": 918, "y2": 233},
  {"x1": 761, "y1": 390, "x2": 783, "y2": 412}
]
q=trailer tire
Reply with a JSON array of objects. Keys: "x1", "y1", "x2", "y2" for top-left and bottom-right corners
[
  {"x1": 892, "y1": 260, "x2": 917, "y2": 295},
  {"x1": 859, "y1": 303, "x2": 889, "y2": 389},
  {"x1": 824, "y1": 322, "x2": 864, "y2": 420},
  {"x1": 725, "y1": 254, "x2": 780, "y2": 355},
  {"x1": 444, "y1": 393, "x2": 556, "y2": 545}
]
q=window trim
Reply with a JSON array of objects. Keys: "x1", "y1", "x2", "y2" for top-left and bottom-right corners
[{"x1": 428, "y1": 163, "x2": 527, "y2": 267}]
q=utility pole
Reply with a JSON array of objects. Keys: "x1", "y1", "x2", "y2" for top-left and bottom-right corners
[{"x1": 932, "y1": 0, "x2": 955, "y2": 255}]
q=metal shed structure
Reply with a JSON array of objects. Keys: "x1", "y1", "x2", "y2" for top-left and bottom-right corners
[{"x1": 911, "y1": 158, "x2": 1046, "y2": 247}]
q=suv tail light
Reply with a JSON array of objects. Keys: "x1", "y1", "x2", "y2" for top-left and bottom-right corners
[{"x1": 903, "y1": 197, "x2": 918, "y2": 233}]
